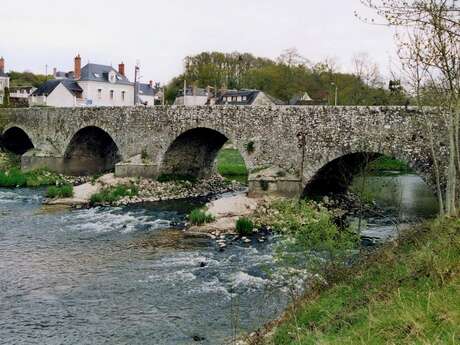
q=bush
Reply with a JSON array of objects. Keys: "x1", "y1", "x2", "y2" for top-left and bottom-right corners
[
  {"x1": 46, "y1": 184, "x2": 74, "y2": 198},
  {"x1": 265, "y1": 200, "x2": 360, "y2": 269},
  {"x1": 188, "y1": 208, "x2": 215, "y2": 225},
  {"x1": 90, "y1": 184, "x2": 139, "y2": 205},
  {"x1": 236, "y1": 217, "x2": 254, "y2": 236},
  {"x1": 0, "y1": 168, "x2": 27, "y2": 187}
]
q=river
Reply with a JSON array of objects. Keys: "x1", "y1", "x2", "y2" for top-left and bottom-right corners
[{"x1": 0, "y1": 173, "x2": 438, "y2": 344}]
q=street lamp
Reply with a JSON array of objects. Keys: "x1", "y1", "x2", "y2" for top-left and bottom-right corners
[{"x1": 331, "y1": 82, "x2": 338, "y2": 106}]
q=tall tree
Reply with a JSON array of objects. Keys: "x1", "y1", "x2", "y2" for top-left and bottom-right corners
[{"x1": 360, "y1": 0, "x2": 460, "y2": 215}]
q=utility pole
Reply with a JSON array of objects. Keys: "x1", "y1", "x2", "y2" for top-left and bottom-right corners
[
  {"x1": 331, "y1": 82, "x2": 338, "y2": 106},
  {"x1": 134, "y1": 64, "x2": 140, "y2": 106},
  {"x1": 183, "y1": 79, "x2": 187, "y2": 106}
]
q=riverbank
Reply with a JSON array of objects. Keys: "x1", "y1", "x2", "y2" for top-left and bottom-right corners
[{"x1": 243, "y1": 217, "x2": 460, "y2": 345}]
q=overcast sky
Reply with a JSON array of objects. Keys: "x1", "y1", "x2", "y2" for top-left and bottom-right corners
[{"x1": 0, "y1": 0, "x2": 397, "y2": 84}]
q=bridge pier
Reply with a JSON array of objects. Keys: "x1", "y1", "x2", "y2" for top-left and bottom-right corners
[
  {"x1": 248, "y1": 167, "x2": 303, "y2": 198},
  {"x1": 115, "y1": 156, "x2": 159, "y2": 178},
  {"x1": 21, "y1": 151, "x2": 65, "y2": 173}
]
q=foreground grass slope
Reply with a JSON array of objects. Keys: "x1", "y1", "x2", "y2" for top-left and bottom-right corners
[{"x1": 257, "y1": 218, "x2": 459, "y2": 345}]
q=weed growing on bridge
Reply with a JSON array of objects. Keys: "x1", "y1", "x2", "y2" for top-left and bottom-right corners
[
  {"x1": 90, "y1": 184, "x2": 139, "y2": 205},
  {"x1": 245, "y1": 141, "x2": 255, "y2": 154},
  {"x1": 188, "y1": 208, "x2": 215, "y2": 226},
  {"x1": 46, "y1": 184, "x2": 74, "y2": 198}
]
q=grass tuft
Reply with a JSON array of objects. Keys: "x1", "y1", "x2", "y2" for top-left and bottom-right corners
[
  {"x1": 188, "y1": 208, "x2": 215, "y2": 226},
  {"x1": 46, "y1": 184, "x2": 74, "y2": 198},
  {"x1": 90, "y1": 184, "x2": 139, "y2": 205},
  {"x1": 236, "y1": 217, "x2": 254, "y2": 236}
]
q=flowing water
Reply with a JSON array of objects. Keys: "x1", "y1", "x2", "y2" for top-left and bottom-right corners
[
  {"x1": 0, "y1": 189, "x2": 286, "y2": 345},
  {"x1": 0, "y1": 173, "x2": 438, "y2": 344}
]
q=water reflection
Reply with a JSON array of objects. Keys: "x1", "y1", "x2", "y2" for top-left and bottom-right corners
[{"x1": 351, "y1": 173, "x2": 439, "y2": 242}]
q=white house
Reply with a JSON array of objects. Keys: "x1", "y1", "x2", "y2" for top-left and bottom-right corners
[
  {"x1": 0, "y1": 57, "x2": 10, "y2": 104},
  {"x1": 174, "y1": 87, "x2": 209, "y2": 106},
  {"x1": 138, "y1": 81, "x2": 162, "y2": 106},
  {"x1": 31, "y1": 55, "x2": 135, "y2": 107},
  {"x1": 30, "y1": 79, "x2": 83, "y2": 107}
]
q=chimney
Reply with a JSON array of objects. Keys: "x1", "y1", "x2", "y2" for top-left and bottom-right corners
[
  {"x1": 149, "y1": 80, "x2": 153, "y2": 88},
  {"x1": 0, "y1": 57, "x2": 5, "y2": 74},
  {"x1": 118, "y1": 62, "x2": 125, "y2": 76},
  {"x1": 74, "y1": 54, "x2": 81, "y2": 80},
  {"x1": 53, "y1": 67, "x2": 57, "y2": 77}
]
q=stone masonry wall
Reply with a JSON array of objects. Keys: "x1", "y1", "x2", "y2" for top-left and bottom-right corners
[{"x1": 0, "y1": 105, "x2": 448, "y2": 195}]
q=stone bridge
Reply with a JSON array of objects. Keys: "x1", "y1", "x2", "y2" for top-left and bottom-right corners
[{"x1": 0, "y1": 106, "x2": 447, "y2": 197}]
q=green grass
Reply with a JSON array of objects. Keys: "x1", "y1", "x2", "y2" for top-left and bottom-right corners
[
  {"x1": 0, "y1": 167, "x2": 65, "y2": 188},
  {"x1": 188, "y1": 208, "x2": 215, "y2": 226},
  {"x1": 46, "y1": 184, "x2": 74, "y2": 198},
  {"x1": 369, "y1": 156, "x2": 413, "y2": 173},
  {"x1": 90, "y1": 184, "x2": 139, "y2": 205},
  {"x1": 216, "y1": 148, "x2": 248, "y2": 181},
  {"x1": 236, "y1": 217, "x2": 254, "y2": 236},
  {"x1": 263, "y1": 218, "x2": 460, "y2": 345}
]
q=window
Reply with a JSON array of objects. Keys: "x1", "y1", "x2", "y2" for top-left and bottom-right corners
[
  {"x1": 110, "y1": 90, "x2": 114, "y2": 100},
  {"x1": 93, "y1": 73, "x2": 100, "y2": 78},
  {"x1": 98, "y1": 89, "x2": 102, "y2": 99},
  {"x1": 121, "y1": 91, "x2": 125, "y2": 101},
  {"x1": 242, "y1": 96, "x2": 247, "y2": 101}
]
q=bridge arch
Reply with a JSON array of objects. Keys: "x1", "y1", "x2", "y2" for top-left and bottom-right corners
[
  {"x1": 63, "y1": 126, "x2": 121, "y2": 175},
  {"x1": 160, "y1": 127, "x2": 249, "y2": 179},
  {"x1": 1, "y1": 125, "x2": 34, "y2": 155},
  {"x1": 302, "y1": 150, "x2": 434, "y2": 198}
]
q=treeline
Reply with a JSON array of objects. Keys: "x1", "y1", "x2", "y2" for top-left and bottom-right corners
[
  {"x1": 8, "y1": 71, "x2": 51, "y2": 88},
  {"x1": 165, "y1": 49, "x2": 407, "y2": 105}
]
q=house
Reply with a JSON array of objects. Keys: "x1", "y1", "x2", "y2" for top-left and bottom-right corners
[
  {"x1": 0, "y1": 57, "x2": 10, "y2": 104},
  {"x1": 289, "y1": 91, "x2": 325, "y2": 105},
  {"x1": 10, "y1": 86, "x2": 36, "y2": 99},
  {"x1": 30, "y1": 79, "x2": 83, "y2": 107},
  {"x1": 10, "y1": 86, "x2": 36, "y2": 107},
  {"x1": 174, "y1": 87, "x2": 209, "y2": 106},
  {"x1": 215, "y1": 89, "x2": 285, "y2": 106},
  {"x1": 138, "y1": 81, "x2": 163, "y2": 106},
  {"x1": 31, "y1": 55, "x2": 135, "y2": 107}
]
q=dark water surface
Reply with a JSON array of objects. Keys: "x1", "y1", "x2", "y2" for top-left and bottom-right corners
[{"x1": 0, "y1": 189, "x2": 284, "y2": 345}]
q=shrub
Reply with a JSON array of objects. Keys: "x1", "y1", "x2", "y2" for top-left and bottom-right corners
[
  {"x1": 236, "y1": 217, "x2": 254, "y2": 236},
  {"x1": 90, "y1": 184, "x2": 139, "y2": 205},
  {"x1": 188, "y1": 208, "x2": 215, "y2": 225},
  {"x1": 0, "y1": 168, "x2": 27, "y2": 187},
  {"x1": 46, "y1": 184, "x2": 74, "y2": 198}
]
